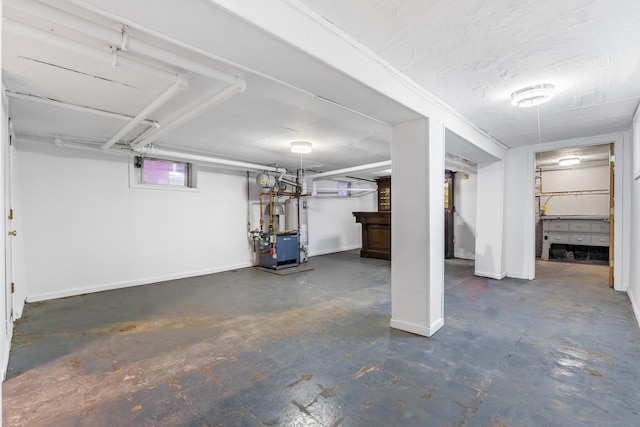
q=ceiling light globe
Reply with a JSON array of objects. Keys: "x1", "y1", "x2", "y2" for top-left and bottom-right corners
[
  {"x1": 511, "y1": 84, "x2": 555, "y2": 108},
  {"x1": 290, "y1": 140, "x2": 312, "y2": 154},
  {"x1": 558, "y1": 157, "x2": 580, "y2": 166}
]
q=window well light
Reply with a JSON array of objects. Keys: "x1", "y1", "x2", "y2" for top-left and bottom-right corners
[
  {"x1": 558, "y1": 157, "x2": 580, "y2": 167},
  {"x1": 290, "y1": 140, "x2": 312, "y2": 154},
  {"x1": 511, "y1": 84, "x2": 555, "y2": 107}
]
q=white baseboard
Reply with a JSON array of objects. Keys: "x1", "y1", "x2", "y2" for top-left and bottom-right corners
[
  {"x1": 25, "y1": 262, "x2": 254, "y2": 303},
  {"x1": 629, "y1": 289, "x2": 640, "y2": 330},
  {"x1": 475, "y1": 270, "x2": 507, "y2": 280},
  {"x1": 309, "y1": 245, "x2": 361, "y2": 257},
  {"x1": 390, "y1": 317, "x2": 444, "y2": 337},
  {"x1": 507, "y1": 271, "x2": 535, "y2": 280}
]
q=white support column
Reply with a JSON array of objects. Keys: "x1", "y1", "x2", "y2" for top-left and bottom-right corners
[
  {"x1": 475, "y1": 160, "x2": 506, "y2": 279},
  {"x1": 391, "y1": 118, "x2": 445, "y2": 337}
]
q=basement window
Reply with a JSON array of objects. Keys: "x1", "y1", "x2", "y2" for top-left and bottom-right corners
[
  {"x1": 130, "y1": 156, "x2": 197, "y2": 191},
  {"x1": 338, "y1": 180, "x2": 351, "y2": 197}
]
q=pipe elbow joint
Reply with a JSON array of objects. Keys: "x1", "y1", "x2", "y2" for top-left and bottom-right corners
[
  {"x1": 234, "y1": 76, "x2": 247, "y2": 93},
  {"x1": 175, "y1": 74, "x2": 189, "y2": 91}
]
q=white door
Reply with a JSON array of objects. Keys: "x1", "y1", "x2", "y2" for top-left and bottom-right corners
[{"x1": 4, "y1": 118, "x2": 14, "y2": 334}]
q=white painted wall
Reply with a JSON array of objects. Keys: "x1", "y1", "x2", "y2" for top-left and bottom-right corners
[
  {"x1": 453, "y1": 172, "x2": 476, "y2": 260},
  {"x1": 306, "y1": 180, "x2": 376, "y2": 256},
  {"x1": 12, "y1": 142, "x2": 255, "y2": 303},
  {"x1": 12, "y1": 143, "x2": 375, "y2": 307},
  {"x1": 539, "y1": 165, "x2": 609, "y2": 216}
]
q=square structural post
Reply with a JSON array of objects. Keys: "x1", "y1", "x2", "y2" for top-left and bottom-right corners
[{"x1": 391, "y1": 118, "x2": 445, "y2": 337}]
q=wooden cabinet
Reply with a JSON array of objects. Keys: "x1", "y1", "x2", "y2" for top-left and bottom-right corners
[
  {"x1": 353, "y1": 211, "x2": 391, "y2": 260},
  {"x1": 541, "y1": 216, "x2": 609, "y2": 261},
  {"x1": 376, "y1": 177, "x2": 391, "y2": 211}
]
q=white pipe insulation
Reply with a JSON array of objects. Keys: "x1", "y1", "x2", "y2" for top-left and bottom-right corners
[
  {"x1": 2, "y1": 19, "x2": 178, "y2": 83},
  {"x1": 133, "y1": 146, "x2": 286, "y2": 174},
  {"x1": 17, "y1": 135, "x2": 287, "y2": 175},
  {"x1": 5, "y1": 91, "x2": 157, "y2": 126},
  {"x1": 6, "y1": 0, "x2": 247, "y2": 152},
  {"x1": 129, "y1": 81, "x2": 246, "y2": 149},
  {"x1": 306, "y1": 160, "x2": 391, "y2": 180},
  {"x1": 101, "y1": 75, "x2": 189, "y2": 151},
  {"x1": 7, "y1": 0, "x2": 239, "y2": 85}
]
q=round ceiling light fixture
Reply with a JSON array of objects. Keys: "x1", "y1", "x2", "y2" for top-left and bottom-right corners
[
  {"x1": 558, "y1": 157, "x2": 581, "y2": 167},
  {"x1": 510, "y1": 84, "x2": 555, "y2": 108},
  {"x1": 290, "y1": 140, "x2": 312, "y2": 154}
]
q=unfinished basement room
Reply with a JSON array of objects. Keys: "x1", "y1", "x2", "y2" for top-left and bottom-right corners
[{"x1": 2, "y1": 1, "x2": 640, "y2": 426}]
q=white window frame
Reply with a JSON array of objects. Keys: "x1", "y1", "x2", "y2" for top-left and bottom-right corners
[{"x1": 129, "y1": 156, "x2": 198, "y2": 192}]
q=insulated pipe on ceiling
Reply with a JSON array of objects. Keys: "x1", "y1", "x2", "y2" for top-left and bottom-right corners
[
  {"x1": 101, "y1": 74, "x2": 189, "y2": 151},
  {"x1": 129, "y1": 80, "x2": 246, "y2": 149},
  {"x1": 133, "y1": 146, "x2": 286, "y2": 174},
  {"x1": 311, "y1": 184, "x2": 377, "y2": 196},
  {"x1": 3, "y1": 20, "x2": 178, "y2": 83},
  {"x1": 53, "y1": 137, "x2": 131, "y2": 157},
  {"x1": 5, "y1": 91, "x2": 157, "y2": 126},
  {"x1": 306, "y1": 160, "x2": 392, "y2": 180},
  {"x1": 18, "y1": 134, "x2": 286, "y2": 175},
  {"x1": 8, "y1": 0, "x2": 239, "y2": 85}
]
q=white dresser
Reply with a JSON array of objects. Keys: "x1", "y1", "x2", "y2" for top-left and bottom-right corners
[{"x1": 541, "y1": 216, "x2": 610, "y2": 261}]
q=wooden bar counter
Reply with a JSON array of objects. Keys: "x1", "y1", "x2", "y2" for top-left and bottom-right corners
[{"x1": 353, "y1": 211, "x2": 391, "y2": 260}]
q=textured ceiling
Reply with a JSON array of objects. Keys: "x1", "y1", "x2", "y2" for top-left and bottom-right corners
[{"x1": 298, "y1": 0, "x2": 640, "y2": 147}]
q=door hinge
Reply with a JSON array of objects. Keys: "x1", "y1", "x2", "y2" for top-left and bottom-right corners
[
  {"x1": 8, "y1": 208, "x2": 13, "y2": 220},
  {"x1": 9, "y1": 134, "x2": 12, "y2": 146},
  {"x1": 11, "y1": 283, "x2": 15, "y2": 294}
]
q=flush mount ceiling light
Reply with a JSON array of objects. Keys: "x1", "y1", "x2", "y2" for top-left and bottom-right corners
[
  {"x1": 290, "y1": 140, "x2": 312, "y2": 154},
  {"x1": 510, "y1": 84, "x2": 555, "y2": 107},
  {"x1": 558, "y1": 157, "x2": 580, "y2": 167}
]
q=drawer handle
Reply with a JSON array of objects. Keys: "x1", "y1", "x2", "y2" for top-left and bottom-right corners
[{"x1": 576, "y1": 238, "x2": 583, "y2": 241}]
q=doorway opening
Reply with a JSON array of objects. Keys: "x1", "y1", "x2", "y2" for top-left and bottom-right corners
[{"x1": 535, "y1": 143, "x2": 614, "y2": 286}]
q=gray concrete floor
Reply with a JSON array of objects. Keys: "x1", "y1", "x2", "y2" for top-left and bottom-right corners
[{"x1": 3, "y1": 251, "x2": 640, "y2": 426}]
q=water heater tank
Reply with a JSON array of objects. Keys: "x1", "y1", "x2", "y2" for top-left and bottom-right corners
[{"x1": 285, "y1": 198, "x2": 308, "y2": 245}]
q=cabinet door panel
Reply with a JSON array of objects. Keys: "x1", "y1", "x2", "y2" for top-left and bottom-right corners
[
  {"x1": 591, "y1": 223, "x2": 609, "y2": 233},
  {"x1": 547, "y1": 234, "x2": 569, "y2": 243},
  {"x1": 569, "y1": 222, "x2": 590, "y2": 232},
  {"x1": 548, "y1": 221, "x2": 569, "y2": 231},
  {"x1": 591, "y1": 235, "x2": 610, "y2": 246},
  {"x1": 569, "y1": 234, "x2": 591, "y2": 244}
]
